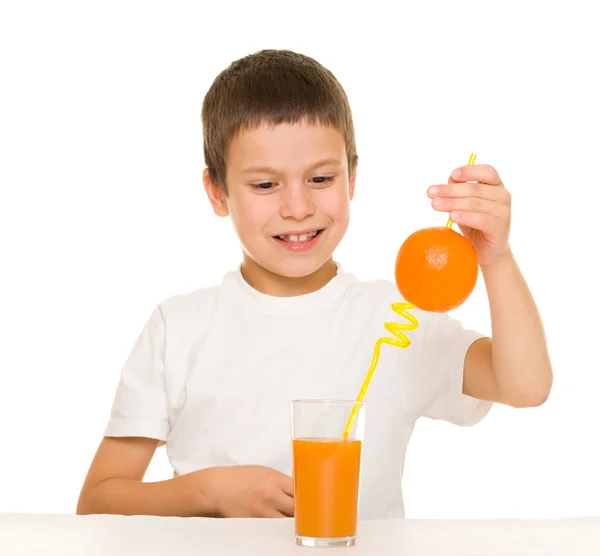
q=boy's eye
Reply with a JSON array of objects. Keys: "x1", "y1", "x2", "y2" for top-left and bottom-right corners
[
  {"x1": 310, "y1": 176, "x2": 334, "y2": 185},
  {"x1": 251, "y1": 182, "x2": 276, "y2": 191}
]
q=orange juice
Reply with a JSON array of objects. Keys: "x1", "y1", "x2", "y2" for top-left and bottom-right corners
[{"x1": 292, "y1": 438, "x2": 362, "y2": 539}]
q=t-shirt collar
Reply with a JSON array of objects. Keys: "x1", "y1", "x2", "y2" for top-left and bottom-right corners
[{"x1": 225, "y1": 261, "x2": 355, "y2": 315}]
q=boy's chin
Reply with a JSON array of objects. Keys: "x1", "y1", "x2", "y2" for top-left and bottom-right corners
[{"x1": 256, "y1": 255, "x2": 336, "y2": 281}]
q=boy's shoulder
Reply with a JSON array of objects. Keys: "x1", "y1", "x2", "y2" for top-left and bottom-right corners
[
  {"x1": 348, "y1": 275, "x2": 400, "y2": 298},
  {"x1": 340, "y1": 269, "x2": 414, "y2": 309},
  {"x1": 156, "y1": 279, "x2": 226, "y2": 322},
  {"x1": 342, "y1": 271, "x2": 465, "y2": 336}
]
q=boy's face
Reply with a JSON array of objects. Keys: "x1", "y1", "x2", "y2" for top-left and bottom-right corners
[{"x1": 204, "y1": 120, "x2": 356, "y2": 291}]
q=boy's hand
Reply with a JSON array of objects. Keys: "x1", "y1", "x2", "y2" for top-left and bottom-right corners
[
  {"x1": 201, "y1": 465, "x2": 294, "y2": 518},
  {"x1": 427, "y1": 164, "x2": 512, "y2": 267}
]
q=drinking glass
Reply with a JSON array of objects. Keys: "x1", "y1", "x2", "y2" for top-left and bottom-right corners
[{"x1": 290, "y1": 399, "x2": 365, "y2": 547}]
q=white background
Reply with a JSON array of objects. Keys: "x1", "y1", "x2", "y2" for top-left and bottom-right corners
[{"x1": 1, "y1": 0, "x2": 598, "y2": 519}]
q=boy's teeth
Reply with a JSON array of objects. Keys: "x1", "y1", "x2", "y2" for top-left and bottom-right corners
[{"x1": 278, "y1": 230, "x2": 318, "y2": 242}]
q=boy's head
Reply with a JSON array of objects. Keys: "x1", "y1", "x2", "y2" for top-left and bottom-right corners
[{"x1": 201, "y1": 49, "x2": 358, "y2": 290}]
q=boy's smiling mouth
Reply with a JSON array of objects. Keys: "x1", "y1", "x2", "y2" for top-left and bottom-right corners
[{"x1": 273, "y1": 228, "x2": 325, "y2": 251}]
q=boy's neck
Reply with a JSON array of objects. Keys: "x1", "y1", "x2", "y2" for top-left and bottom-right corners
[{"x1": 239, "y1": 256, "x2": 338, "y2": 297}]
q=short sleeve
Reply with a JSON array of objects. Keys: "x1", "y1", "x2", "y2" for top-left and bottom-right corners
[
  {"x1": 103, "y1": 306, "x2": 170, "y2": 441},
  {"x1": 410, "y1": 310, "x2": 493, "y2": 427}
]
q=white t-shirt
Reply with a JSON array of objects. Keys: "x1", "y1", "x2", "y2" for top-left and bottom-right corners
[{"x1": 104, "y1": 263, "x2": 492, "y2": 520}]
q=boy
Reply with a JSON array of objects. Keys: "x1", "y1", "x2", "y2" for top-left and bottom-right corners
[{"x1": 76, "y1": 49, "x2": 552, "y2": 520}]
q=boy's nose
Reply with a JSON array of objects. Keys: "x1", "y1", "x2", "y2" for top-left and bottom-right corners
[{"x1": 279, "y1": 185, "x2": 316, "y2": 220}]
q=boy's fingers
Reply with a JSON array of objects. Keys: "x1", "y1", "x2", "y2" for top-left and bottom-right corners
[
  {"x1": 281, "y1": 498, "x2": 295, "y2": 517},
  {"x1": 450, "y1": 211, "x2": 499, "y2": 234},
  {"x1": 276, "y1": 491, "x2": 295, "y2": 517},
  {"x1": 432, "y1": 197, "x2": 503, "y2": 216},
  {"x1": 450, "y1": 164, "x2": 502, "y2": 185},
  {"x1": 278, "y1": 474, "x2": 294, "y2": 496},
  {"x1": 429, "y1": 181, "x2": 507, "y2": 203}
]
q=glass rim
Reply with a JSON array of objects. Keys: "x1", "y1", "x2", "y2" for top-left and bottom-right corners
[{"x1": 290, "y1": 398, "x2": 365, "y2": 406}]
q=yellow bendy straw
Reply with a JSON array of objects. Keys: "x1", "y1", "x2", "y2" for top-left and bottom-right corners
[
  {"x1": 342, "y1": 153, "x2": 478, "y2": 439},
  {"x1": 341, "y1": 302, "x2": 418, "y2": 438},
  {"x1": 446, "y1": 152, "x2": 477, "y2": 228}
]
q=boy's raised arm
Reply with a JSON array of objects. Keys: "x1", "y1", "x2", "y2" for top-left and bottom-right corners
[{"x1": 428, "y1": 163, "x2": 553, "y2": 407}]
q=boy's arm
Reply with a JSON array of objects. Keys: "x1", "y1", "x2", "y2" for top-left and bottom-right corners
[
  {"x1": 463, "y1": 248, "x2": 553, "y2": 407},
  {"x1": 428, "y1": 162, "x2": 553, "y2": 409},
  {"x1": 76, "y1": 437, "x2": 294, "y2": 517},
  {"x1": 76, "y1": 437, "x2": 214, "y2": 516}
]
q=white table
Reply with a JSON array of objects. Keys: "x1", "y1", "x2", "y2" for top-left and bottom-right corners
[{"x1": 1, "y1": 513, "x2": 598, "y2": 555}]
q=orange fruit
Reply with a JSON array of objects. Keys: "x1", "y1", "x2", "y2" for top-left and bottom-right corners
[{"x1": 394, "y1": 226, "x2": 479, "y2": 313}]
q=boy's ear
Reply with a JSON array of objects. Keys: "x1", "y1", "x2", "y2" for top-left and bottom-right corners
[
  {"x1": 349, "y1": 155, "x2": 358, "y2": 200},
  {"x1": 203, "y1": 168, "x2": 229, "y2": 217}
]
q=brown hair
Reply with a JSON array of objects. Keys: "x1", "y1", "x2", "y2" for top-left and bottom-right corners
[{"x1": 201, "y1": 49, "x2": 357, "y2": 193}]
